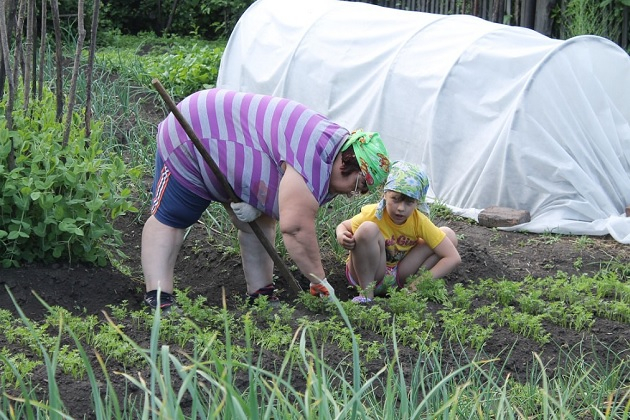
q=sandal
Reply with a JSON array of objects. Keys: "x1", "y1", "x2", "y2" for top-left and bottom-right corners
[
  {"x1": 247, "y1": 284, "x2": 279, "y2": 305},
  {"x1": 144, "y1": 290, "x2": 180, "y2": 315}
]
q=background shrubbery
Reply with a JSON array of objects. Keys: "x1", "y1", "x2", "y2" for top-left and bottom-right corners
[
  {"x1": 96, "y1": 33, "x2": 224, "y2": 100},
  {"x1": 53, "y1": 0, "x2": 255, "y2": 40},
  {"x1": 49, "y1": 0, "x2": 630, "y2": 51},
  {"x1": 48, "y1": 0, "x2": 630, "y2": 53},
  {"x1": 0, "y1": 28, "x2": 224, "y2": 269}
]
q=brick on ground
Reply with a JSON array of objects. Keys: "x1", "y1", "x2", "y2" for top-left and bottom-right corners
[{"x1": 478, "y1": 206, "x2": 531, "y2": 228}]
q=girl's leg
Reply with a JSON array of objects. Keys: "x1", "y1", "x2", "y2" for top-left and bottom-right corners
[
  {"x1": 397, "y1": 226, "x2": 458, "y2": 281},
  {"x1": 347, "y1": 221, "x2": 387, "y2": 299}
]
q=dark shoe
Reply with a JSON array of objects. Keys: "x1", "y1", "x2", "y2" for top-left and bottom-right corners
[
  {"x1": 144, "y1": 290, "x2": 176, "y2": 313},
  {"x1": 247, "y1": 284, "x2": 279, "y2": 306}
]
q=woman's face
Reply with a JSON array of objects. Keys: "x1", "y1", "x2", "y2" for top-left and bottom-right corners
[
  {"x1": 346, "y1": 172, "x2": 368, "y2": 198},
  {"x1": 384, "y1": 191, "x2": 417, "y2": 225},
  {"x1": 328, "y1": 169, "x2": 368, "y2": 196},
  {"x1": 329, "y1": 153, "x2": 368, "y2": 196}
]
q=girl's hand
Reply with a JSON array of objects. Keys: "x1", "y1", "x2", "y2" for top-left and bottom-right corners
[
  {"x1": 337, "y1": 231, "x2": 355, "y2": 250},
  {"x1": 335, "y1": 220, "x2": 355, "y2": 250}
]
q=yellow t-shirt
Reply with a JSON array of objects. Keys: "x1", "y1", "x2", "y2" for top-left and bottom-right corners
[{"x1": 350, "y1": 203, "x2": 446, "y2": 268}]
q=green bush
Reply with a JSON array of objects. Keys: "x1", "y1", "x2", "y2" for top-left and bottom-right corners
[
  {"x1": 96, "y1": 35, "x2": 225, "y2": 100},
  {"x1": 0, "y1": 88, "x2": 140, "y2": 267},
  {"x1": 143, "y1": 42, "x2": 224, "y2": 99}
]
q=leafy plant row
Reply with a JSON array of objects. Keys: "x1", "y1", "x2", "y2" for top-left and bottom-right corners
[
  {"x1": 473, "y1": 268, "x2": 630, "y2": 326},
  {"x1": 2, "y1": 260, "x2": 629, "y2": 385},
  {"x1": 1, "y1": 285, "x2": 629, "y2": 418}
]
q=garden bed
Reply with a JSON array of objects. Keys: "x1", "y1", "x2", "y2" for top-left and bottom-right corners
[{"x1": 1, "y1": 209, "x2": 629, "y2": 417}]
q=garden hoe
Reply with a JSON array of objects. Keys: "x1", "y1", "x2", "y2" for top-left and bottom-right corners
[{"x1": 151, "y1": 79, "x2": 303, "y2": 296}]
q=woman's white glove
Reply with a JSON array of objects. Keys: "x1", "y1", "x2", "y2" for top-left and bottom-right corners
[
  {"x1": 310, "y1": 277, "x2": 335, "y2": 298},
  {"x1": 230, "y1": 202, "x2": 262, "y2": 222}
]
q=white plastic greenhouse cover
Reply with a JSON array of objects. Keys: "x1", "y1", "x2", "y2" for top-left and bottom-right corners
[{"x1": 217, "y1": 0, "x2": 630, "y2": 243}]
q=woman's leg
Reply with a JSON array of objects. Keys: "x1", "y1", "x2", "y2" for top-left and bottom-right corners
[
  {"x1": 141, "y1": 215, "x2": 186, "y2": 294},
  {"x1": 142, "y1": 154, "x2": 210, "y2": 299},
  {"x1": 223, "y1": 204, "x2": 277, "y2": 294}
]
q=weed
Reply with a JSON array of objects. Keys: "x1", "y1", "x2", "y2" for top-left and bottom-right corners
[
  {"x1": 490, "y1": 228, "x2": 502, "y2": 243},
  {"x1": 392, "y1": 312, "x2": 438, "y2": 351},
  {"x1": 92, "y1": 323, "x2": 144, "y2": 368},
  {"x1": 438, "y1": 307, "x2": 491, "y2": 349},
  {"x1": 58, "y1": 345, "x2": 86, "y2": 379},
  {"x1": 473, "y1": 302, "x2": 499, "y2": 322},
  {"x1": 494, "y1": 280, "x2": 522, "y2": 306},
  {"x1": 106, "y1": 301, "x2": 130, "y2": 321},
  {"x1": 598, "y1": 301, "x2": 630, "y2": 323},
  {"x1": 246, "y1": 295, "x2": 282, "y2": 323},
  {"x1": 384, "y1": 287, "x2": 428, "y2": 315},
  {"x1": 574, "y1": 236, "x2": 594, "y2": 251},
  {"x1": 599, "y1": 259, "x2": 630, "y2": 282},
  {"x1": 468, "y1": 323, "x2": 495, "y2": 351},
  {"x1": 254, "y1": 315, "x2": 294, "y2": 351},
  {"x1": 517, "y1": 291, "x2": 546, "y2": 315},
  {"x1": 296, "y1": 292, "x2": 332, "y2": 313},
  {"x1": 428, "y1": 199, "x2": 453, "y2": 220},
  {"x1": 540, "y1": 231, "x2": 562, "y2": 244},
  {"x1": 0, "y1": 309, "x2": 13, "y2": 325},
  {"x1": 545, "y1": 301, "x2": 595, "y2": 331},
  {"x1": 486, "y1": 307, "x2": 550, "y2": 344}
]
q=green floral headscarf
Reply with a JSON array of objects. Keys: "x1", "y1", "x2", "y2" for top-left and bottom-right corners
[
  {"x1": 341, "y1": 130, "x2": 390, "y2": 192},
  {"x1": 376, "y1": 160, "x2": 430, "y2": 219}
]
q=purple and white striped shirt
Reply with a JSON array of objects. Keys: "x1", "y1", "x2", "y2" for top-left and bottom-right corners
[{"x1": 157, "y1": 89, "x2": 349, "y2": 219}]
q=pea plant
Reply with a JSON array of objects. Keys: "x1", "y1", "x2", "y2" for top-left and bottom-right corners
[{"x1": 0, "y1": 87, "x2": 139, "y2": 268}]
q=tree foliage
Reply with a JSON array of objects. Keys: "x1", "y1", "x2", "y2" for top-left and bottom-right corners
[{"x1": 55, "y1": 0, "x2": 255, "y2": 39}]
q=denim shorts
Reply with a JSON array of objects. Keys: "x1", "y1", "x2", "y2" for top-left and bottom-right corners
[{"x1": 150, "y1": 154, "x2": 212, "y2": 229}]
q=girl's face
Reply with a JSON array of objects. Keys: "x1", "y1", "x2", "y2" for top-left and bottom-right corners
[{"x1": 384, "y1": 191, "x2": 417, "y2": 225}]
